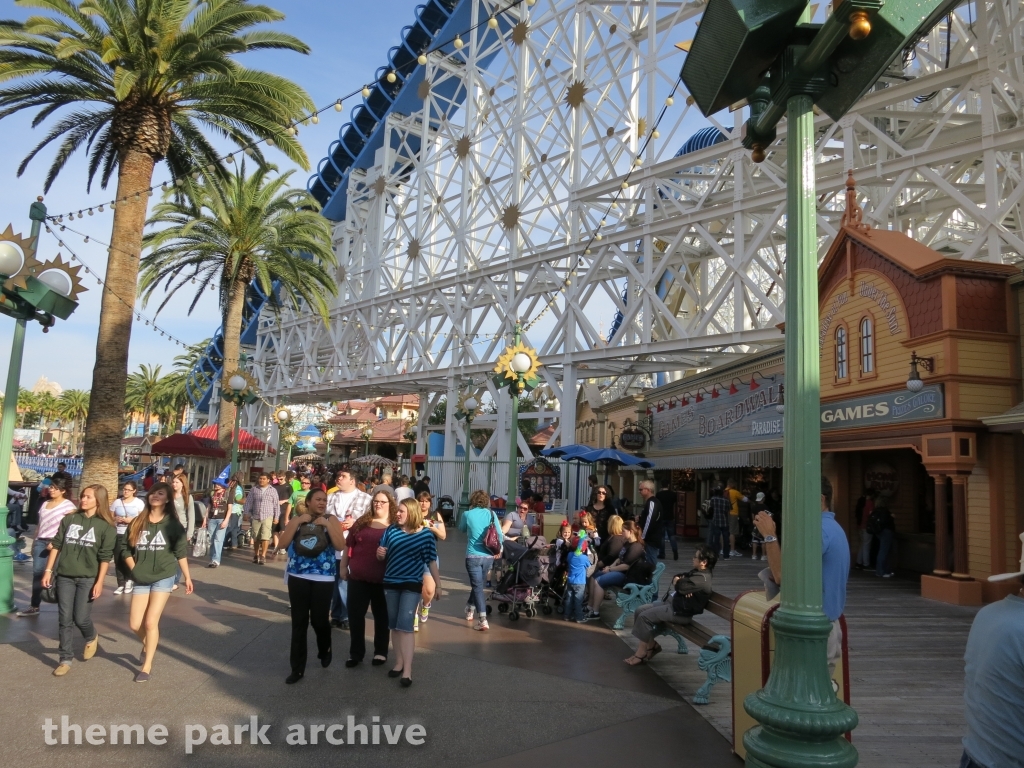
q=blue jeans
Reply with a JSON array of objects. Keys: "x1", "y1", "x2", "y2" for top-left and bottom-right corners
[
  {"x1": 209, "y1": 522, "x2": 228, "y2": 564},
  {"x1": 645, "y1": 543, "x2": 660, "y2": 565},
  {"x1": 875, "y1": 528, "x2": 894, "y2": 576},
  {"x1": 659, "y1": 529, "x2": 677, "y2": 559},
  {"x1": 31, "y1": 538, "x2": 50, "y2": 608},
  {"x1": 384, "y1": 588, "x2": 421, "y2": 632},
  {"x1": 564, "y1": 583, "x2": 586, "y2": 620},
  {"x1": 56, "y1": 575, "x2": 96, "y2": 664},
  {"x1": 708, "y1": 525, "x2": 730, "y2": 559},
  {"x1": 225, "y1": 514, "x2": 241, "y2": 547},
  {"x1": 960, "y1": 751, "x2": 988, "y2": 768},
  {"x1": 465, "y1": 556, "x2": 492, "y2": 616},
  {"x1": 331, "y1": 573, "x2": 349, "y2": 622}
]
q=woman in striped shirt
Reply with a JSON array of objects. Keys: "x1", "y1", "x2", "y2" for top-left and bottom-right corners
[{"x1": 376, "y1": 498, "x2": 439, "y2": 687}]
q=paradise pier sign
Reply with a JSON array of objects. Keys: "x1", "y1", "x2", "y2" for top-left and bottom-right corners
[{"x1": 651, "y1": 375, "x2": 944, "y2": 452}]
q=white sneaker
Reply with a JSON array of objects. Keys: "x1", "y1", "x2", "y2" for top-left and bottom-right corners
[
  {"x1": 113, "y1": 586, "x2": 125, "y2": 595},
  {"x1": 465, "y1": 606, "x2": 476, "y2": 621},
  {"x1": 474, "y1": 617, "x2": 489, "y2": 631},
  {"x1": 761, "y1": 555, "x2": 767, "y2": 561},
  {"x1": 752, "y1": 554, "x2": 758, "y2": 560},
  {"x1": 730, "y1": 550, "x2": 743, "y2": 557},
  {"x1": 124, "y1": 581, "x2": 134, "y2": 594}
]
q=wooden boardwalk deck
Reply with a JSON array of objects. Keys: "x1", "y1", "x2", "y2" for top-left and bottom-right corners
[{"x1": 606, "y1": 550, "x2": 980, "y2": 768}]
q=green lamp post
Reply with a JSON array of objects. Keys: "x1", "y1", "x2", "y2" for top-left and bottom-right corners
[
  {"x1": 681, "y1": 1, "x2": 959, "y2": 765},
  {"x1": 455, "y1": 384, "x2": 481, "y2": 515},
  {"x1": 321, "y1": 428, "x2": 335, "y2": 464},
  {"x1": 274, "y1": 406, "x2": 292, "y2": 472},
  {"x1": 492, "y1": 322, "x2": 541, "y2": 508},
  {"x1": 282, "y1": 431, "x2": 298, "y2": 467},
  {"x1": 0, "y1": 199, "x2": 85, "y2": 614},
  {"x1": 220, "y1": 360, "x2": 259, "y2": 484}
]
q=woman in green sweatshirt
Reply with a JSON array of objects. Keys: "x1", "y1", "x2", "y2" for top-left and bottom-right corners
[
  {"x1": 42, "y1": 484, "x2": 117, "y2": 676},
  {"x1": 122, "y1": 482, "x2": 193, "y2": 683}
]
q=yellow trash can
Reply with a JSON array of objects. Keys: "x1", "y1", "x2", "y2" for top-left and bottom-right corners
[{"x1": 731, "y1": 591, "x2": 851, "y2": 759}]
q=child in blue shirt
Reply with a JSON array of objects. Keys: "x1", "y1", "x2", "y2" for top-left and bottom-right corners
[{"x1": 564, "y1": 535, "x2": 591, "y2": 622}]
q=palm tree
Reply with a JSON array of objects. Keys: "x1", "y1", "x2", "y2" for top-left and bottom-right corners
[
  {"x1": 125, "y1": 364, "x2": 162, "y2": 438},
  {"x1": 58, "y1": 389, "x2": 91, "y2": 453},
  {"x1": 36, "y1": 392, "x2": 60, "y2": 429},
  {"x1": 16, "y1": 388, "x2": 38, "y2": 428},
  {"x1": 154, "y1": 370, "x2": 189, "y2": 434},
  {"x1": 0, "y1": 0, "x2": 315, "y2": 491},
  {"x1": 140, "y1": 163, "x2": 336, "y2": 447}
]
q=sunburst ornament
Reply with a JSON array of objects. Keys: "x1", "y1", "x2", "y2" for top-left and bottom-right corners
[
  {"x1": 0, "y1": 224, "x2": 42, "y2": 292},
  {"x1": 36, "y1": 254, "x2": 86, "y2": 302},
  {"x1": 418, "y1": 79, "x2": 431, "y2": 100},
  {"x1": 455, "y1": 135, "x2": 472, "y2": 159},
  {"x1": 501, "y1": 204, "x2": 521, "y2": 231},
  {"x1": 493, "y1": 342, "x2": 542, "y2": 393},
  {"x1": 407, "y1": 238, "x2": 421, "y2": 259},
  {"x1": 511, "y1": 21, "x2": 530, "y2": 45},
  {"x1": 456, "y1": 389, "x2": 482, "y2": 419},
  {"x1": 221, "y1": 368, "x2": 258, "y2": 395},
  {"x1": 565, "y1": 80, "x2": 587, "y2": 109},
  {"x1": 371, "y1": 176, "x2": 387, "y2": 196}
]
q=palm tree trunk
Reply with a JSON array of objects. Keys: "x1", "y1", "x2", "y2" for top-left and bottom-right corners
[
  {"x1": 218, "y1": 277, "x2": 248, "y2": 449},
  {"x1": 80, "y1": 148, "x2": 155, "y2": 491},
  {"x1": 142, "y1": 405, "x2": 151, "y2": 438}
]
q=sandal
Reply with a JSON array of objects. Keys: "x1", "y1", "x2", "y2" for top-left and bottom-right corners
[
  {"x1": 624, "y1": 652, "x2": 650, "y2": 666},
  {"x1": 648, "y1": 643, "x2": 663, "y2": 661}
]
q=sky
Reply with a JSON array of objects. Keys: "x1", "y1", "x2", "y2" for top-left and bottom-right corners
[{"x1": 0, "y1": 0, "x2": 421, "y2": 393}]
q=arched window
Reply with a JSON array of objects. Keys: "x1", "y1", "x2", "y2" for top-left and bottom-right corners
[
  {"x1": 860, "y1": 317, "x2": 874, "y2": 374},
  {"x1": 835, "y1": 326, "x2": 848, "y2": 380}
]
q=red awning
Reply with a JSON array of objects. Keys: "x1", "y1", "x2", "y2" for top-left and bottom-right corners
[
  {"x1": 150, "y1": 433, "x2": 226, "y2": 459},
  {"x1": 190, "y1": 424, "x2": 272, "y2": 454}
]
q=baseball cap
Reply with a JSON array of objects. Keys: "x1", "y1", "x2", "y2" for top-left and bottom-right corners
[{"x1": 756, "y1": 492, "x2": 765, "y2": 502}]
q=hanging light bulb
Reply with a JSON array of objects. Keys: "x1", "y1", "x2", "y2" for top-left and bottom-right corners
[
  {"x1": 652, "y1": 130, "x2": 660, "y2": 138},
  {"x1": 265, "y1": 138, "x2": 274, "y2": 147},
  {"x1": 335, "y1": 99, "x2": 343, "y2": 111},
  {"x1": 362, "y1": 86, "x2": 371, "y2": 98},
  {"x1": 110, "y1": 201, "x2": 116, "y2": 209},
  {"x1": 417, "y1": 54, "x2": 427, "y2": 66},
  {"x1": 84, "y1": 236, "x2": 89, "y2": 243},
  {"x1": 60, "y1": 225, "x2": 66, "y2": 232},
  {"x1": 311, "y1": 114, "x2": 319, "y2": 124},
  {"x1": 244, "y1": 146, "x2": 254, "y2": 155},
  {"x1": 207, "y1": 164, "x2": 216, "y2": 172},
  {"x1": 454, "y1": 35, "x2": 464, "y2": 49},
  {"x1": 488, "y1": 16, "x2": 498, "y2": 29},
  {"x1": 634, "y1": 157, "x2": 643, "y2": 166},
  {"x1": 192, "y1": 171, "x2": 201, "y2": 180},
  {"x1": 98, "y1": 205, "x2": 104, "y2": 212},
  {"x1": 665, "y1": 96, "x2": 674, "y2": 106},
  {"x1": 162, "y1": 181, "x2": 168, "y2": 190},
  {"x1": 58, "y1": 215, "x2": 63, "y2": 223},
  {"x1": 88, "y1": 208, "x2": 94, "y2": 216},
  {"x1": 386, "y1": 71, "x2": 397, "y2": 83},
  {"x1": 595, "y1": 233, "x2": 603, "y2": 240},
  {"x1": 226, "y1": 154, "x2": 235, "y2": 163},
  {"x1": 175, "y1": 178, "x2": 184, "y2": 187}
]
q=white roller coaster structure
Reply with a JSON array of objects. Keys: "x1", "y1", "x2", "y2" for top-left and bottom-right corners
[{"x1": 252, "y1": 0, "x2": 1024, "y2": 463}]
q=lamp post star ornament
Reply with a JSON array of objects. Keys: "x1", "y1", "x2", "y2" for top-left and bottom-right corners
[
  {"x1": 0, "y1": 199, "x2": 85, "y2": 614},
  {"x1": 681, "y1": 0, "x2": 959, "y2": 765},
  {"x1": 493, "y1": 322, "x2": 541, "y2": 508}
]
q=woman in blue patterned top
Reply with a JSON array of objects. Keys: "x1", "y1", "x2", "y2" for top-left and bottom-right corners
[
  {"x1": 277, "y1": 489, "x2": 346, "y2": 684},
  {"x1": 376, "y1": 498, "x2": 439, "y2": 687}
]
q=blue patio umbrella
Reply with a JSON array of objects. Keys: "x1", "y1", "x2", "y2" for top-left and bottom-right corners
[
  {"x1": 541, "y1": 444, "x2": 595, "y2": 460},
  {"x1": 298, "y1": 424, "x2": 321, "y2": 438},
  {"x1": 576, "y1": 447, "x2": 653, "y2": 484}
]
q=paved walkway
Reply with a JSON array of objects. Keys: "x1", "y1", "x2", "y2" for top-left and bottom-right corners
[{"x1": 0, "y1": 533, "x2": 738, "y2": 768}]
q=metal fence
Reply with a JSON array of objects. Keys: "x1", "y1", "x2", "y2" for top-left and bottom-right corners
[
  {"x1": 13, "y1": 453, "x2": 83, "y2": 477},
  {"x1": 393, "y1": 456, "x2": 594, "y2": 511}
]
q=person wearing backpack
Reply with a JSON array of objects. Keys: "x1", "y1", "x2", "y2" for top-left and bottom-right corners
[
  {"x1": 626, "y1": 544, "x2": 717, "y2": 665},
  {"x1": 457, "y1": 489, "x2": 504, "y2": 631},
  {"x1": 277, "y1": 488, "x2": 346, "y2": 684}
]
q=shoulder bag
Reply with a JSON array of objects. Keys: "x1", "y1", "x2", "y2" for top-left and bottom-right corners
[{"x1": 483, "y1": 511, "x2": 502, "y2": 555}]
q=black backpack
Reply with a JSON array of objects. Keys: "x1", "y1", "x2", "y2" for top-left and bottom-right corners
[{"x1": 293, "y1": 522, "x2": 330, "y2": 558}]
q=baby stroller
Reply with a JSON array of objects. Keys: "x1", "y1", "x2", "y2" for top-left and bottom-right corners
[{"x1": 487, "y1": 539, "x2": 544, "y2": 620}]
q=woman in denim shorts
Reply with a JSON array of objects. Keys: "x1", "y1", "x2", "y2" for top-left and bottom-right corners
[
  {"x1": 122, "y1": 482, "x2": 193, "y2": 682},
  {"x1": 377, "y1": 499, "x2": 440, "y2": 687}
]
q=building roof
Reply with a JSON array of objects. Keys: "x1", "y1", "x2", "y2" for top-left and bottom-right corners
[
  {"x1": 335, "y1": 418, "x2": 409, "y2": 443},
  {"x1": 150, "y1": 433, "x2": 226, "y2": 459},
  {"x1": 528, "y1": 424, "x2": 558, "y2": 447},
  {"x1": 190, "y1": 424, "x2": 271, "y2": 454}
]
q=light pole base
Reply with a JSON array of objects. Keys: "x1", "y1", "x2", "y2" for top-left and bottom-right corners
[{"x1": 743, "y1": 609, "x2": 858, "y2": 768}]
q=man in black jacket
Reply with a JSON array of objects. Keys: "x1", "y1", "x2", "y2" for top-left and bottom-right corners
[
  {"x1": 637, "y1": 480, "x2": 663, "y2": 565},
  {"x1": 656, "y1": 486, "x2": 678, "y2": 560}
]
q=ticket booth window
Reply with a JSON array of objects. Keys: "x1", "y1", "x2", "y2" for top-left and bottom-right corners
[
  {"x1": 835, "y1": 326, "x2": 848, "y2": 380},
  {"x1": 859, "y1": 317, "x2": 874, "y2": 374}
]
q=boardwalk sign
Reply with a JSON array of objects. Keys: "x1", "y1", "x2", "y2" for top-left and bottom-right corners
[{"x1": 652, "y1": 377, "x2": 944, "y2": 451}]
